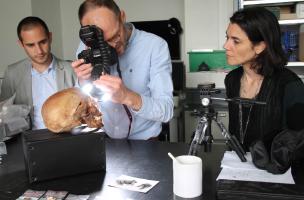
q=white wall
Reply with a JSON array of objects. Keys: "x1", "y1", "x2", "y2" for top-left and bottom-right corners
[
  {"x1": 60, "y1": 0, "x2": 83, "y2": 60},
  {"x1": 185, "y1": 0, "x2": 234, "y2": 67},
  {"x1": 32, "y1": 0, "x2": 63, "y2": 59},
  {"x1": 0, "y1": 0, "x2": 32, "y2": 76}
]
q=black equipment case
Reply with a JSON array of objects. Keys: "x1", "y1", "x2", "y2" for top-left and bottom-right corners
[{"x1": 22, "y1": 129, "x2": 106, "y2": 183}]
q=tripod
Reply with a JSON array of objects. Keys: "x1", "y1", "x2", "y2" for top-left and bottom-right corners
[
  {"x1": 188, "y1": 100, "x2": 247, "y2": 162},
  {"x1": 188, "y1": 84, "x2": 247, "y2": 162}
]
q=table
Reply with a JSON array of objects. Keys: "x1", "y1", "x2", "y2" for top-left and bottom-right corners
[
  {"x1": 1, "y1": 132, "x2": 304, "y2": 200},
  {"x1": 0, "y1": 133, "x2": 226, "y2": 200}
]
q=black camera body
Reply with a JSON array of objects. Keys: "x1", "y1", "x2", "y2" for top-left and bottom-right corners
[{"x1": 78, "y1": 25, "x2": 117, "y2": 80}]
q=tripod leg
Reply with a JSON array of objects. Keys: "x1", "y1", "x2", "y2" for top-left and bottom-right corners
[
  {"x1": 231, "y1": 135, "x2": 246, "y2": 156},
  {"x1": 227, "y1": 138, "x2": 247, "y2": 162},
  {"x1": 188, "y1": 117, "x2": 208, "y2": 155},
  {"x1": 214, "y1": 117, "x2": 247, "y2": 162},
  {"x1": 201, "y1": 116, "x2": 213, "y2": 152}
]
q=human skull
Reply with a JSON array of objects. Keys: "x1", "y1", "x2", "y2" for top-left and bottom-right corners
[{"x1": 41, "y1": 87, "x2": 103, "y2": 133}]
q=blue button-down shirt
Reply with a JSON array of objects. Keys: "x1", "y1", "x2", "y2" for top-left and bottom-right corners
[
  {"x1": 77, "y1": 23, "x2": 173, "y2": 139},
  {"x1": 31, "y1": 58, "x2": 57, "y2": 129}
]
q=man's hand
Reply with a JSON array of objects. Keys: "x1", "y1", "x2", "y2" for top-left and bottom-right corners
[
  {"x1": 71, "y1": 59, "x2": 93, "y2": 85},
  {"x1": 94, "y1": 75, "x2": 142, "y2": 111}
]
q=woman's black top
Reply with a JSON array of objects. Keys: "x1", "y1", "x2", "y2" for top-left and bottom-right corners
[{"x1": 225, "y1": 66, "x2": 304, "y2": 151}]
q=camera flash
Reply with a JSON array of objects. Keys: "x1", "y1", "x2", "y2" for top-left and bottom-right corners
[{"x1": 81, "y1": 83, "x2": 93, "y2": 96}]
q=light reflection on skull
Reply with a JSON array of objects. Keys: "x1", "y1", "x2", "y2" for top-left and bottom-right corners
[{"x1": 42, "y1": 87, "x2": 103, "y2": 133}]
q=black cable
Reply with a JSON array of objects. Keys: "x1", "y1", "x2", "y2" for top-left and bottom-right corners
[{"x1": 116, "y1": 60, "x2": 133, "y2": 139}]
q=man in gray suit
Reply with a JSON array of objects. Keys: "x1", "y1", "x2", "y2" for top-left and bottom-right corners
[{"x1": 0, "y1": 16, "x2": 76, "y2": 129}]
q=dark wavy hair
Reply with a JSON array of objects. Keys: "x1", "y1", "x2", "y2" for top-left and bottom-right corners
[
  {"x1": 230, "y1": 7, "x2": 287, "y2": 76},
  {"x1": 78, "y1": 0, "x2": 121, "y2": 23},
  {"x1": 17, "y1": 16, "x2": 49, "y2": 42}
]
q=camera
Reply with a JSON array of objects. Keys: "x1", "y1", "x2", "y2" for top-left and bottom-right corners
[{"x1": 78, "y1": 25, "x2": 118, "y2": 80}]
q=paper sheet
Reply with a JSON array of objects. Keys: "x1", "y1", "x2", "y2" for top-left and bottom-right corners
[
  {"x1": 221, "y1": 151, "x2": 256, "y2": 170},
  {"x1": 217, "y1": 151, "x2": 295, "y2": 184},
  {"x1": 108, "y1": 175, "x2": 159, "y2": 193}
]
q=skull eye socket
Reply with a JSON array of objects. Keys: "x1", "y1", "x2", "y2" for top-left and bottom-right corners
[{"x1": 73, "y1": 100, "x2": 87, "y2": 120}]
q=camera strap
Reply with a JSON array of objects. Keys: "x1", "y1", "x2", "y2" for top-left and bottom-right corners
[{"x1": 116, "y1": 60, "x2": 133, "y2": 139}]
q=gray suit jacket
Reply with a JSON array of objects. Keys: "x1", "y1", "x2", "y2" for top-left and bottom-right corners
[{"x1": 0, "y1": 55, "x2": 77, "y2": 120}]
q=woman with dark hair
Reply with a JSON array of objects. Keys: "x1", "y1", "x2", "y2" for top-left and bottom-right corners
[{"x1": 224, "y1": 7, "x2": 304, "y2": 152}]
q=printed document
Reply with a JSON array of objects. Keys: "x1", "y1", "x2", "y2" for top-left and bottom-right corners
[{"x1": 217, "y1": 151, "x2": 295, "y2": 184}]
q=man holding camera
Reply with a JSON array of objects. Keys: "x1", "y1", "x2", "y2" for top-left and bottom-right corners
[
  {"x1": 0, "y1": 16, "x2": 77, "y2": 129},
  {"x1": 72, "y1": 0, "x2": 174, "y2": 140}
]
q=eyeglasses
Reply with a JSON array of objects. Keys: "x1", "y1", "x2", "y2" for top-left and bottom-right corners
[
  {"x1": 106, "y1": 21, "x2": 122, "y2": 44},
  {"x1": 107, "y1": 32, "x2": 120, "y2": 44}
]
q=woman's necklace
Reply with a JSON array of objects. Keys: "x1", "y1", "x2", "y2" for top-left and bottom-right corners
[{"x1": 239, "y1": 75, "x2": 263, "y2": 144}]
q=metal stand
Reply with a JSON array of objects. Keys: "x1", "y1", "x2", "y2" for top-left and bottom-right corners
[
  {"x1": 188, "y1": 84, "x2": 250, "y2": 162},
  {"x1": 188, "y1": 103, "x2": 214, "y2": 155},
  {"x1": 188, "y1": 102, "x2": 247, "y2": 162},
  {"x1": 188, "y1": 83, "x2": 267, "y2": 162}
]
